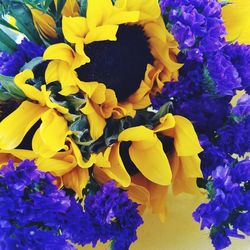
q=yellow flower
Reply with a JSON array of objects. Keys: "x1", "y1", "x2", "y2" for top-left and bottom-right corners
[
  {"x1": 0, "y1": 70, "x2": 69, "y2": 158},
  {"x1": 43, "y1": 0, "x2": 182, "y2": 139},
  {"x1": 221, "y1": 0, "x2": 250, "y2": 44}
]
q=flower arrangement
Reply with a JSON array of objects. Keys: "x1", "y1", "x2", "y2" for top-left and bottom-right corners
[{"x1": 0, "y1": 0, "x2": 249, "y2": 249}]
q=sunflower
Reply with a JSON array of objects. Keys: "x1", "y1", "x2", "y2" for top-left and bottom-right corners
[
  {"x1": 42, "y1": 0, "x2": 182, "y2": 139},
  {"x1": 0, "y1": 0, "x2": 203, "y2": 218}
]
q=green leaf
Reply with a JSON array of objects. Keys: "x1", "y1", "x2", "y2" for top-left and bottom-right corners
[
  {"x1": 20, "y1": 57, "x2": 43, "y2": 71},
  {"x1": 79, "y1": 0, "x2": 87, "y2": 16},
  {"x1": 0, "y1": 74, "x2": 25, "y2": 99},
  {"x1": 0, "y1": 17, "x2": 18, "y2": 31},
  {"x1": 66, "y1": 95, "x2": 85, "y2": 111},
  {"x1": 45, "y1": 0, "x2": 54, "y2": 9},
  {"x1": 151, "y1": 102, "x2": 173, "y2": 123},
  {"x1": 0, "y1": 90, "x2": 12, "y2": 101},
  {"x1": 0, "y1": 28, "x2": 17, "y2": 53},
  {"x1": 9, "y1": 1, "x2": 42, "y2": 44}
]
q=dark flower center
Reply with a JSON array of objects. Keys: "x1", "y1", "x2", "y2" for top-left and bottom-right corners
[{"x1": 76, "y1": 24, "x2": 154, "y2": 101}]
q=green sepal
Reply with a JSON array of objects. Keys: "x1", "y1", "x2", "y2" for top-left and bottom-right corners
[
  {"x1": 66, "y1": 95, "x2": 85, "y2": 112},
  {"x1": 79, "y1": 0, "x2": 87, "y2": 16},
  {"x1": 151, "y1": 102, "x2": 173, "y2": 123},
  {"x1": 9, "y1": 1, "x2": 42, "y2": 44},
  {"x1": 69, "y1": 116, "x2": 92, "y2": 145},
  {"x1": 0, "y1": 74, "x2": 25, "y2": 99},
  {"x1": 20, "y1": 56, "x2": 43, "y2": 71},
  {"x1": 45, "y1": 0, "x2": 54, "y2": 9},
  {"x1": 0, "y1": 89, "x2": 12, "y2": 101},
  {"x1": 0, "y1": 28, "x2": 17, "y2": 53}
]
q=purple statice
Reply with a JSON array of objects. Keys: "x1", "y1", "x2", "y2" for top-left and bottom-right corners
[
  {"x1": 162, "y1": 0, "x2": 226, "y2": 61},
  {"x1": 198, "y1": 134, "x2": 230, "y2": 179},
  {"x1": 82, "y1": 181, "x2": 143, "y2": 250},
  {"x1": 0, "y1": 159, "x2": 80, "y2": 249},
  {"x1": 232, "y1": 94, "x2": 250, "y2": 118},
  {"x1": 0, "y1": 38, "x2": 44, "y2": 77},
  {"x1": 193, "y1": 158, "x2": 250, "y2": 249},
  {"x1": 206, "y1": 52, "x2": 241, "y2": 96},
  {"x1": 223, "y1": 43, "x2": 250, "y2": 94},
  {"x1": 216, "y1": 116, "x2": 250, "y2": 156}
]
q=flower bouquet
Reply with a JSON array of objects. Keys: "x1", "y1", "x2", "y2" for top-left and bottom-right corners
[{"x1": 0, "y1": 0, "x2": 249, "y2": 249}]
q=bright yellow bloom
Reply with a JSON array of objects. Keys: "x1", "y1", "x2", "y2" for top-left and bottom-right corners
[
  {"x1": 44, "y1": 0, "x2": 181, "y2": 109},
  {"x1": 222, "y1": 0, "x2": 250, "y2": 44}
]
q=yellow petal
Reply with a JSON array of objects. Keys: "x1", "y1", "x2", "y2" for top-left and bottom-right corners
[
  {"x1": 116, "y1": 0, "x2": 161, "y2": 21},
  {"x1": 127, "y1": 183, "x2": 150, "y2": 214},
  {"x1": 32, "y1": 128, "x2": 58, "y2": 158},
  {"x1": 78, "y1": 82, "x2": 106, "y2": 104},
  {"x1": 148, "y1": 182, "x2": 168, "y2": 222},
  {"x1": 69, "y1": 138, "x2": 96, "y2": 168},
  {"x1": 102, "y1": 143, "x2": 131, "y2": 187},
  {"x1": 222, "y1": 0, "x2": 250, "y2": 44},
  {"x1": 118, "y1": 126, "x2": 172, "y2": 185},
  {"x1": 154, "y1": 113, "x2": 176, "y2": 133},
  {"x1": 0, "y1": 101, "x2": 47, "y2": 150},
  {"x1": 62, "y1": 167, "x2": 89, "y2": 198},
  {"x1": 99, "y1": 89, "x2": 118, "y2": 119},
  {"x1": 62, "y1": 16, "x2": 88, "y2": 43},
  {"x1": 80, "y1": 100, "x2": 106, "y2": 140},
  {"x1": 33, "y1": 109, "x2": 68, "y2": 156},
  {"x1": 0, "y1": 149, "x2": 37, "y2": 161},
  {"x1": 106, "y1": 11, "x2": 140, "y2": 25},
  {"x1": 36, "y1": 155, "x2": 76, "y2": 176},
  {"x1": 174, "y1": 115, "x2": 203, "y2": 156},
  {"x1": 118, "y1": 126, "x2": 156, "y2": 145},
  {"x1": 86, "y1": 0, "x2": 113, "y2": 29},
  {"x1": 113, "y1": 102, "x2": 136, "y2": 119},
  {"x1": 43, "y1": 43, "x2": 75, "y2": 63},
  {"x1": 85, "y1": 25, "x2": 118, "y2": 44},
  {"x1": 14, "y1": 70, "x2": 45, "y2": 106},
  {"x1": 170, "y1": 151, "x2": 203, "y2": 196},
  {"x1": 95, "y1": 147, "x2": 112, "y2": 168},
  {"x1": 129, "y1": 137, "x2": 172, "y2": 185},
  {"x1": 62, "y1": 0, "x2": 80, "y2": 17},
  {"x1": 45, "y1": 61, "x2": 59, "y2": 84}
]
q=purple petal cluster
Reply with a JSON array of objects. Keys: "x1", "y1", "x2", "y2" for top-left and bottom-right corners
[
  {"x1": 223, "y1": 43, "x2": 250, "y2": 94},
  {"x1": 82, "y1": 181, "x2": 143, "y2": 250},
  {"x1": 193, "y1": 158, "x2": 250, "y2": 250},
  {"x1": 0, "y1": 38, "x2": 44, "y2": 77},
  {"x1": 0, "y1": 160, "x2": 80, "y2": 249},
  {"x1": 161, "y1": 0, "x2": 226, "y2": 61},
  {"x1": 0, "y1": 160, "x2": 142, "y2": 250},
  {"x1": 216, "y1": 116, "x2": 250, "y2": 156}
]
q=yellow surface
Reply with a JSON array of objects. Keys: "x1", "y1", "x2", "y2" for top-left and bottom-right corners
[{"x1": 78, "y1": 193, "x2": 250, "y2": 250}]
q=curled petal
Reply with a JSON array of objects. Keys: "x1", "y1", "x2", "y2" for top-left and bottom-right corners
[{"x1": 0, "y1": 101, "x2": 47, "y2": 150}]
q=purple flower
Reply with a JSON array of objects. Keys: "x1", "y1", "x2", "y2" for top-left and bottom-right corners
[
  {"x1": 193, "y1": 158, "x2": 250, "y2": 249},
  {"x1": 83, "y1": 181, "x2": 143, "y2": 250},
  {"x1": 0, "y1": 38, "x2": 44, "y2": 77}
]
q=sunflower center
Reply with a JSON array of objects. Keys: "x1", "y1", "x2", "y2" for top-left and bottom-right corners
[{"x1": 76, "y1": 25, "x2": 154, "y2": 101}]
